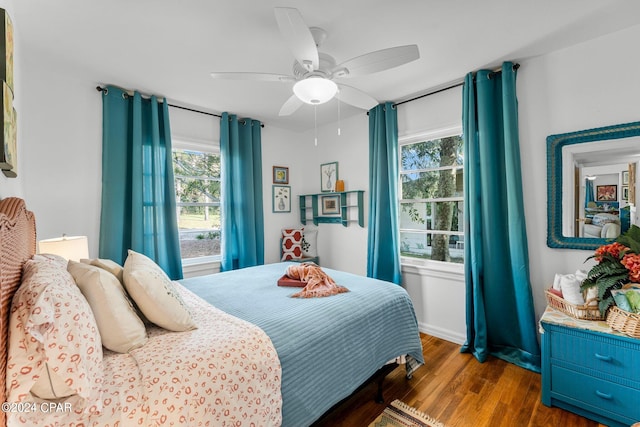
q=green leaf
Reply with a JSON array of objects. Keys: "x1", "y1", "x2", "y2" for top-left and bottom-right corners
[
  {"x1": 599, "y1": 296, "x2": 614, "y2": 316},
  {"x1": 617, "y1": 224, "x2": 640, "y2": 254}
]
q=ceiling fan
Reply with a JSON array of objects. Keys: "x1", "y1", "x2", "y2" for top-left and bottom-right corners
[{"x1": 210, "y1": 7, "x2": 420, "y2": 116}]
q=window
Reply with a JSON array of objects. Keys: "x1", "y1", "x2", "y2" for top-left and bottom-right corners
[
  {"x1": 172, "y1": 145, "x2": 221, "y2": 262},
  {"x1": 399, "y1": 130, "x2": 464, "y2": 264}
]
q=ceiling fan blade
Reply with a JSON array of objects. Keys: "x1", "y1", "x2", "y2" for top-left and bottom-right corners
[
  {"x1": 274, "y1": 7, "x2": 319, "y2": 72},
  {"x1": 336, "y1": 85, "x2": 378, "y2": 110},
  {"x1": 210, "y1": 72, "x2": 296, "y2": 82},
  {"x1": 335, "y1": 45, "x2": 420, "y2": 78},
  {"x1": 279, "y1": 94, "x2": 304, "y2": 116}
]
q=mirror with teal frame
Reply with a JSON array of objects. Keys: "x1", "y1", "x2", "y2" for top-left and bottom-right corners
[{"x1": 547, "y1": 121, "x2": 640, "y2": 250}]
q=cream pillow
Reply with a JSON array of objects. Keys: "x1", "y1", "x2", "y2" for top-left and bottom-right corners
[
  {"x1": 81, "y1": 258, "x2": 124, "y2": 283},
  {"x1": 68, "y1": 261, "x2": 148, "y2": 353},
  {"x1": 123, "y1": 250, "x2": 196, "y2": 331}
]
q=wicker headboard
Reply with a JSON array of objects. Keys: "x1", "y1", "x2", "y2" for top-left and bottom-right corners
[{"x1": 0, "y1": 198, "x2": 36, "y2": 426}]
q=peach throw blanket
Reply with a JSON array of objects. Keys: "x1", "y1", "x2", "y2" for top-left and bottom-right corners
[{"x1": 286, "y1": 263, "x2": 349, "y2": 298}]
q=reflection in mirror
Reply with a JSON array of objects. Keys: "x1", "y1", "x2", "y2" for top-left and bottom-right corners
[{"x1": 547, "y1": 121, "x2": 640, "y2": 250}]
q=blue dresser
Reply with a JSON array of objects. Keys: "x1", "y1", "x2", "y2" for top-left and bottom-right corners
[{"x1": 540, "y1": 307, "x2": 640, "y2": 426}]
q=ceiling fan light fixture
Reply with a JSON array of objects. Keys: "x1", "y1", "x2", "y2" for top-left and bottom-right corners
[{"x1": 293, "y1": 77, "x2": 337, "y2": 105}]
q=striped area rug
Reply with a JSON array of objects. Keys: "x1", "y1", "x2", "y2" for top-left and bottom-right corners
[{"x1": 369, "y1": 400, "x2": 445, "y2": 427}]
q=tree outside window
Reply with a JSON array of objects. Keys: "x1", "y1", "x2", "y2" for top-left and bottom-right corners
[
  {"x1": 399, "y1": 134, "x2": 464, "y2": 263},
  {"x1": 173, "y1": 148, "x2": 221, "y2": 260}
]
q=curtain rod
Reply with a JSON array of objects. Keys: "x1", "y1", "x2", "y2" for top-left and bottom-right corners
[
  {"x1": 95, "y1": 86, "x2": 264, "y2": 127},
  {"x1": 392, "y1": 63, "x2": 520, "y2": 108}
]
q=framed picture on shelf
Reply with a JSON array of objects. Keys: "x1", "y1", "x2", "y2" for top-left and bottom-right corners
[
  {"x1": 321, "y1": 195, "x2": 340, "y2": 215},
  {"x1": 622, "y1": 185, "x2": 629, "y2": 201},
  {"x1": 272, "y1": 166, "x2": 289, "y2": 184},
  {"x1": 272, "y1": 185, "x2": 291, "y2": 213},
  {"x1": 596, "y1": 184, "x2": 617, "y2": 201},
  {"x1": 623, "y1": 170, "x2": 629, "y2": 185},
  {"x1": 320, "y1": 161, "x2": 338, "y2": 192}
]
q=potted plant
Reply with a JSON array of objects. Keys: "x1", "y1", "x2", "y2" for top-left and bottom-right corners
[{"x1": 581, "y1": 225, "x2": 640, "y2": 316}]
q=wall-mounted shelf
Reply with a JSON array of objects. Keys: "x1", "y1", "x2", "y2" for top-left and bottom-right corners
[{"x1": 299, "y1": 190, "x2": 364, "y2": 227}]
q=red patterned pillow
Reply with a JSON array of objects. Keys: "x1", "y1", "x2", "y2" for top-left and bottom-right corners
[{"x1": 281, "y1": 228, "x2": 304, "y2": 261}]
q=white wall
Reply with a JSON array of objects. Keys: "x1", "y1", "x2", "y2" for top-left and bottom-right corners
[
  {"x1": 518, "y1": 23, "x2": 640, "y2": 323},
  {"x1": 19, "y1": 49, "x2": 101, "y2": 253},
  {"x1": 295, "y1": 113, "x2": 370, "y2": 275}
]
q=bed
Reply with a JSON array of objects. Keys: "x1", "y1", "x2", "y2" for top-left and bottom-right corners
[{"x1": 0, "y1": 197, "x2": 424, "y2": 427}]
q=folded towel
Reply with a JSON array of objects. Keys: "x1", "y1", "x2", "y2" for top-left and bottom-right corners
[
  {"x1": 286, "y1": 263, "x2": 349, "y2": 298},
  {"x1": 560, "y1": 274, "x2": 585, "y2": 305}
]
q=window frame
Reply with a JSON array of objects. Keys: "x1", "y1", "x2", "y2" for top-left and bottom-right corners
[
  {"x1": 172, "y1": 137, "x2": 222, "y2": 265},
  {"x1": 398, "y1": 125, "x2": 464, "y2": 268}
]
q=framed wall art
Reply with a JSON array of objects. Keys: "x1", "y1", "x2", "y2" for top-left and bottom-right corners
[
  {"x1": 596, "y1": 185, "x2": 617, "y2": 202},
  {"x1": 320, "y1": 161, "x2": 338, "y2": 192},
  {"x1": 272, "y1": 185, "x2": 291, "y2": 213},
  {"x1": 273, "y1": 166, "x2": 289, "y2": 184},
  {"x1": 321, "y1": 194, "x2": 340, "y2": 215},
  {"x1": 622, "y1": 185, "x2": 629, "y2": 201},
  {"x1": 0, "y1": 8, "x2": 13, "y2": 92},
  {"x1": 0, "y1": 81, "x2": 15, "y2": 177}
]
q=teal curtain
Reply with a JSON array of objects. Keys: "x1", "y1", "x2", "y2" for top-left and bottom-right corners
[
  {"x1": 220, "y1": 112, "x2": 264, "y2": 271},
  {"x1": 367, "y1": 102, "x2": 401, "y2": 284},
  {"x1": 461, "y1": 62, "x2": 541, "y2": 372},
  {"x1": 585, "y1": 179, "x2": 595, "y2": 208},
  {"x1": 99, "y1": 85, "x2": 183, "y2": 279}
]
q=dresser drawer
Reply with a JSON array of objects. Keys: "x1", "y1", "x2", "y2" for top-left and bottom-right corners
[
  {"x1": 552, "y1": 365, "x2": 640, "y2": 421},
  {"x1": 549, "y1": 328, "x2": 640, "y2": 382}
]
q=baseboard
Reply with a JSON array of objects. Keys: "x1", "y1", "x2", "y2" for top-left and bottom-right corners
[{"x1": 418, "y1": 321, "x2": 466, "y2": 345}]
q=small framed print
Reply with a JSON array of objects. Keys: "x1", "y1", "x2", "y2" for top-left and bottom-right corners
[
  {"x1": 623, "y1": 170, "x2": 629, "y2": 185},
  {"x1": 320, "y1": 161, "x2": 338, "y2": 192},
  {"x1": 273, "y1": 166, "x2": 289, "y2": 184},
  {"x1": 622, "y1": 185, "x2": 629, "y2": 201},
  {"x1": 273, "y1": 185, "x2": 291, "y2": 213},
  {"x1": 321, "y1": 195, "x2": 340, "y2": 215}
]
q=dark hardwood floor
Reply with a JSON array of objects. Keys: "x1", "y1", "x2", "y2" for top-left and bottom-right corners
[{"x1": 313, "y1": 333, "x2": 603, "y2": 427}]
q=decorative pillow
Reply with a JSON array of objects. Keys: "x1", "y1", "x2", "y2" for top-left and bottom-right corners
[
  {"x1": 302, "y1": 229, "x2": 318, "y2": 258},
  {"x1": 591, "y1": 213, "x2": 619, "y2": 227},
  {"x1": 123, "y1": 250, "x2": 196, "y2": 331},
  {"x1": 7, "y1": 257, "x2": 103, "y2": 412},
  {"x1": 68, "y1": 260, "x2": 147, "y2": 353},
  {"x1": 281, "y1": 228, "x2": 304, "y2": 261},
  {"x1": 81, "y1": 258, "x2": 124, "y2": 283}
]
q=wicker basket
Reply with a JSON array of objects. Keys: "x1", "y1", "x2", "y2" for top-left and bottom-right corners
[
  {"x1": 605, "y1": 283, "x2": 640, "y2": 338},
  {"x1": 545, "y1": 289, "x2": 604, "y2": 321},
  {"x1": 606, "y1": 306, "x2": 640, "y2": 338}
]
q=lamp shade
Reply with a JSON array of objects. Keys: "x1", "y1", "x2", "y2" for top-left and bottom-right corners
[
  {"x1": 293, "y1": 77, "x2": 338, "y2": 105},
  {"x1": 38, "y1": 235, "x2": 89, "y2": 261}
]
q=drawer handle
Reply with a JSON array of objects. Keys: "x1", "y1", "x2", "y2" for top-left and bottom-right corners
[
  {"x1": 595, "y1": 390, "x2": 613, "y2": 400},
  {"x1": 594, "y1": 353, "x2": 612, "y2": 362}
]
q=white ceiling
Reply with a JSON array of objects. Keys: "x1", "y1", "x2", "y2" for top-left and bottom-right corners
[{"x1": 13, "y1": 0, "x2": 640, "y2": 132}]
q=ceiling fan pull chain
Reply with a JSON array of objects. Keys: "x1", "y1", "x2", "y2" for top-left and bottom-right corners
[
  {"x1": 337, "y1": 98, "x2": 341, "y2": 136},
  {"x1": 314, "y1": 105, "x2": 318, "y2": 146}
]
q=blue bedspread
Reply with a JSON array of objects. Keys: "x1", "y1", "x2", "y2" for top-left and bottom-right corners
[{"x1": 179, "y1": 262, "x2": 424, "y2": 427}]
